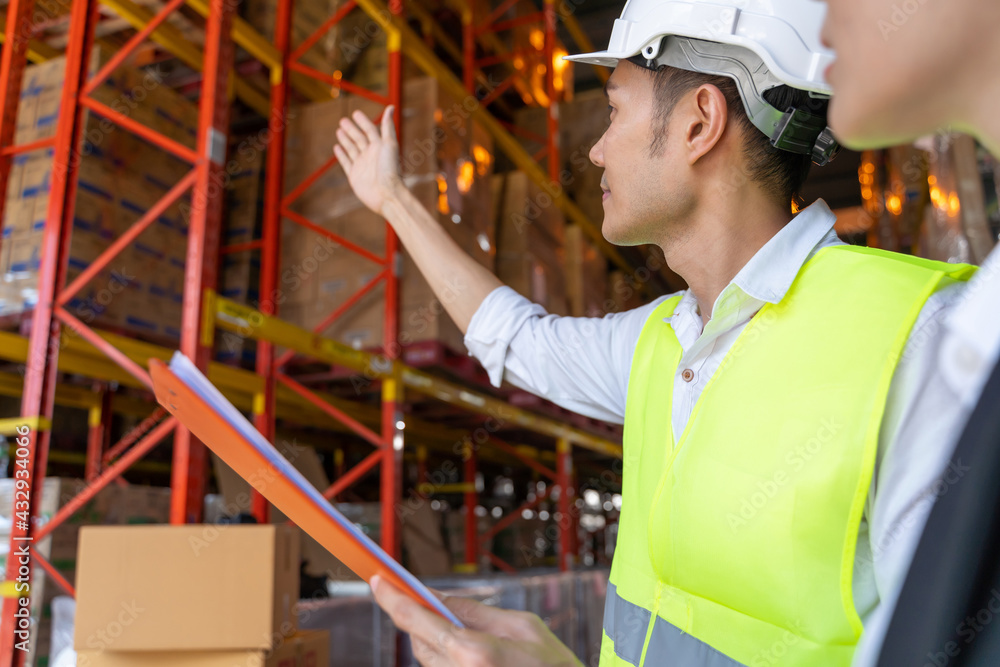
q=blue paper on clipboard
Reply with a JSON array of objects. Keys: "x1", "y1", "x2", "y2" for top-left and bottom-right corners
[{"x1": 167, "y1": 351, "x2": 464, "y2": 627}]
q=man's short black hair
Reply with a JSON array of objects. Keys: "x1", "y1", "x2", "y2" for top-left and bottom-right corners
[{"x1": 643, "y1": 64, "x2": 824, "y2": 210}]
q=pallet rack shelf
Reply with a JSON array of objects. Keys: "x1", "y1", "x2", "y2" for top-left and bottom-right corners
[{"x1": 0, "y1": 1, "x2": 629, "y2": 663}]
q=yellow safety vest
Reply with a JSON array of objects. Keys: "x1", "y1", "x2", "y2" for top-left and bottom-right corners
[{"x1": 601, "y1": 246, "x2": 975, "y2": 667}]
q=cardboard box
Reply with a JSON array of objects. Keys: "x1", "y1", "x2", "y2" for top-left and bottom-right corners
[
  {"x1": 493, "y1": 171, "x2": 565, "y2": 245},
  {"x1": 292, "y1": 629, "x2": 329, "y2": 667},
  {"x1": 401, "y1": 502, "x2": 451, "y2": 577},
  {"x1": 608, "y1": 270, "x2": 644, "y2": 313},
  {"x1": 496, "y1": 253, "x2": 569, "y2": 316},
  {"x1": 74, "y1": 525, "x2": 300, "y2": 652},
  {"x1": 516, "y1": 88, "x2": 608, "y2": 222},
  {"x1": 0, "y1": 480, "x2": 171, "y2": 667},
  {"x1": 565, "y1": 225, "x2": 608, "y2": 317},
  {"x1": 243, "y1": 0, "x2": 333, "y2": 74},
  {"x1": 492, "y1": 169, "x2": 571, "y2": 314},
  {"x1": 76, "y1": 630, "x2": 327, "y2": 666}
]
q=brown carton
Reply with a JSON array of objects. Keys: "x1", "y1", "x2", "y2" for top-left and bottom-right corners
[
  {"x1": 74, "y1": 525, "x2": 300, "y2": 652},
  {"x1": 76, "y1": 631, "x2": 327, "y2": 666}
]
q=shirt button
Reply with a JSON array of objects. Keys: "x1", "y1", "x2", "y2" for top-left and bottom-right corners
[{"x1": 681, "y1": 369, "x2": 695, "y2": 383}]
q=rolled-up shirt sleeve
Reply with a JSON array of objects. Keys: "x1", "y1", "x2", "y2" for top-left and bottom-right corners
[{"x1": 464, "y1": 286, "x2": 670, "y2": 424}]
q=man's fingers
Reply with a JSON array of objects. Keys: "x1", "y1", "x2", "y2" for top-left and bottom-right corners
[
  {"x1": 336, "y1": 128, "x2": 359, "y2": 160},
  {"x1": 339, "y1": 117, "x2": 369, "y2": 152},
  {"x1": 372, "y1": 575, "x2": 458, "y2": 646},
  {"x1": 410, "y1": 635, "x2": 448, "y2": 667},
  {"x1": 441, "y1": 595, "x2": 532, "y2": 635},
  {"x1": 354, "y1": 109, "x2": 380, "y2": 142},
  {"x1": 333, "y1": 145, "x2": 352, "y2": 172},
  {"x1": 380, "y1": 105, "x2": 396, "y2": 142}
]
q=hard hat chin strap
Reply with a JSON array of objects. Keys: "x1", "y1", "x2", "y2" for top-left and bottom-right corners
[{"x1": 630, "y1": 37, "x2": 840, "y2": 166}]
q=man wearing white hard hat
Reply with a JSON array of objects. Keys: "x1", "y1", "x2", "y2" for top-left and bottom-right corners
[{"x1": 332, "y1": 1, "x2": 975, "y2": 665}]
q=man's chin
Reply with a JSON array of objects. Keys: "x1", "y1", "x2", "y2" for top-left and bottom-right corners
[
  {"x1": 601, "y1": 218, "x2": 641, "y2": 247},
  {"x1": 829, "y1": 93, "x2": 926, "y2": 151}
]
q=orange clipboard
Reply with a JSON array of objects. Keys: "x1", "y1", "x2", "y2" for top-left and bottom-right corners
[{"x1": 150, "y1": 354, "x2": 463, "y2": 626}]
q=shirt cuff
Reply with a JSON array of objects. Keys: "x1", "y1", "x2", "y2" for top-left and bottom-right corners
[{"x1": 464, "y1": 286, "x2": 547, "y2": 388}]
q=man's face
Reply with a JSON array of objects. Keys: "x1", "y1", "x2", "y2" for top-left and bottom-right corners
[
  {"x1": 821, "y1": 0, "x2": 992, "y2": 148},
  {"x1": 589, "y1": 62, "x2": 689, "y2": 247}
]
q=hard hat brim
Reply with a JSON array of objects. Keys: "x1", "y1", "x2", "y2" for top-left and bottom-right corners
[{"x1": 562, "y1": 50, "x2": 624, "y2": 68}]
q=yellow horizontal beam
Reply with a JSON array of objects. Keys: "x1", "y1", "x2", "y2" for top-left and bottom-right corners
[
  {"x1": 0, "y1": 15, "x2": 62, "y2": 63},
  {"x1": 0, "y1": 372, "x2": 150, "y2": 418},
  {"x1": 0, "y1": 330, "x2": 522, "y2": 460},
  {"x1": 1, "y1": 444, "x2": 173, "y2": 473},
  {"x1": 215, "y1": 296, "x2": 623, "y2": 458},
  {"x1": 0, "y1": 416, "x2": 51, "y2": 436},
  {"x1": 417, "y1": 482, "x2": 476, "y2": 494},
  {"x1": 0, "y1": 330, "x2": 336, "y2": 433},
  {"x1": 100, "y1": 0, "x2": 271, "y2": 116}
]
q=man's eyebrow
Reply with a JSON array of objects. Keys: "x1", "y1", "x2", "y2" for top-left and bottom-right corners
[{"x1": 603, "y1": 79, "x2": 618, "y2": 98}]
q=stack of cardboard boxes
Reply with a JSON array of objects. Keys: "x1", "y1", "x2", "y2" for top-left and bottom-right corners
[
  {"x1": 212, "y1": 449, "x2": 453, "y2": 581},
  {"x1": 215, "y1": 150, "x2": 266, "y2": 366},
  {"x1": 243, "y1": 0, "x2": 336, "y2": 76},
  {"x1": 494, "y1": 170, "x2": 569, "y2": 315},
  {"x1": 508, "y1": 89, "x2": 619, "y2": 317},
  {"x1": 74, "y1": 525, "x2": 328, "y2": 666},
  {"x1": 516, "y1": 88, "x2": 608, "y2": 222},
  {"x1": 243, "y1": 0, "x2": 416, "y2": 94},
  {"x1": 0, "y1": 52, "x2": 197, "y2": 341},
  {"x1": 278, "y1": 77, "x2": 495, "y2": 353},
  {"x1": 565, "y1": 225, "x2": 608, "y2": 318},
  {"x1": 0, "y1": 479, "x2": 172, "y2": 666}
]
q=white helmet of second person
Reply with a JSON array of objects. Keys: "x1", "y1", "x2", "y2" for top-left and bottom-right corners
[{"x1": 566, "y1": 0, "x2": 840, "y2": 166}]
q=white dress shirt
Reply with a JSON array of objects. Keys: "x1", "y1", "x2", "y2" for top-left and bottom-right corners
[
  {"x1": 847, "y1": 236, "x2": 1000, "y2": 666},
  {"x1": 464, "y1": 200, "x2": 976, "y2": 665}
]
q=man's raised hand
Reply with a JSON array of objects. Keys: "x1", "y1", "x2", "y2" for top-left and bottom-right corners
[{"x1": 333, "y1": 105, "x2": 402, "y2": 216}]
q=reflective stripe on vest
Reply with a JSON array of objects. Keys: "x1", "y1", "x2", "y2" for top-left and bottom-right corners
[
  {"x1": 604, "y1": 582, "x2": 744, "y2": 666},
  {"x1": 602, "y1": 246, "x2": 976, "y2": 667}
]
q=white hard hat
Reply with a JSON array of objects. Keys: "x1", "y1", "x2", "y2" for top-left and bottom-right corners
[{"x1": 566, "y1": 0, "x2": 840, "y2": 165}]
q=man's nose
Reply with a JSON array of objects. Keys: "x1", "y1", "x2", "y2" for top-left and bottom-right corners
[{"x1": 590, "y1": 133, "x2": 606, "y2": 168}]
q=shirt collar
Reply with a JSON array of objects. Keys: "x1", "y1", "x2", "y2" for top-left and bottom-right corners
[
  {"x1": 662, "y1": 199, "x2": 840, "y2": 343},
  {"x1": 731, "y1": 199, "x2": 839, "y2": 305}
]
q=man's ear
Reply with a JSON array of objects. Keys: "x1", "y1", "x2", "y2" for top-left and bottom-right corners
[{"x1": 682, "y1": 84, "x2": 730, "y2": 165}]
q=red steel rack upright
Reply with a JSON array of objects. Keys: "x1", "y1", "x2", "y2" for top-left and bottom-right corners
[
  {"x1": 250, "y1": 0, "x2": 407, "y2": 558},
  {"x1": 459, "y1": 0, "x2": 575, "y2": 572},
  {"x1": 0, "y1": 0, "x2": 236, "y2": 662}
]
